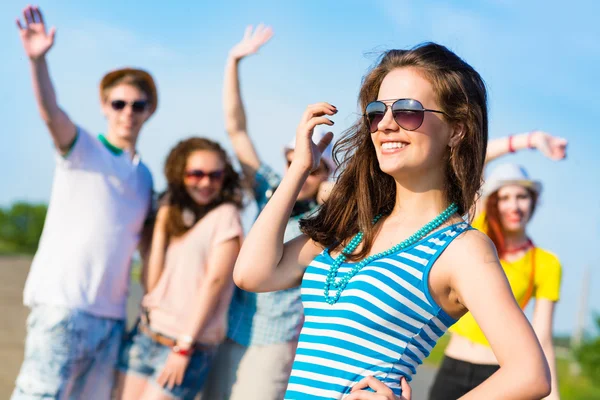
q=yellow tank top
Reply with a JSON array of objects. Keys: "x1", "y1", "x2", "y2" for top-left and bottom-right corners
[{"x1": 449, "y1": 212, "x2": 562, "y2": 346}]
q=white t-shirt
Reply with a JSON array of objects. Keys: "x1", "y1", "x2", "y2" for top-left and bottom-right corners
[{"x1": 23, "y1": 127, "x2": 153, "y2": 319}]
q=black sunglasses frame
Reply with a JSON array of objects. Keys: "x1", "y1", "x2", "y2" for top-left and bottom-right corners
[
  {"x1": 364, "y1": 98, "x2": 448, "y2": 133},
  {"x1": 110, "y1": 99, "x2": 150, "y2": 113}
]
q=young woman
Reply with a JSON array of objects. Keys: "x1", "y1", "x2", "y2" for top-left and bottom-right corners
[
  {"x1": 430, "y1": 132, "x2": 567, "y2": 400},
  {"x1": 116, "y1": 138, "x2": 244, "y2": 400},
  {"x1": 233, "y1": 43, "x2": 552, "y2": 400}
]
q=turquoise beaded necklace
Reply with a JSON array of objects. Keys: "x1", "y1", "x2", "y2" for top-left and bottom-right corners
[{"x1": 324, "y1": 202, "x2": 459, "y2": 305}]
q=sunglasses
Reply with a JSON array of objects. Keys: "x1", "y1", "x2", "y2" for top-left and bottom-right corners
[
  {"x1": 184, "y1": 169, "x2": 225, "y2": 182},
  {"x1": 364, "y1": 99, "x2": 448, "y2": 133},
  {"x1": 110, "y1": 100, "x2": 149, "y2": 113}
]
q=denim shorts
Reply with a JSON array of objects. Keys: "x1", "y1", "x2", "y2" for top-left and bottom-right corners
[
  {"x1": 11, "y1": 305, "x2": 124, "y2": 400},
  {"x1": 117, "y1": 325, "x2": 217, "y2": 400}
]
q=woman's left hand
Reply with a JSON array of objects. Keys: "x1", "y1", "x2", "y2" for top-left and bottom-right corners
[
  {"x1": 156, "y1": 351, "x2": 191, "y2": 390},
  {"x1": 346, "y1": 376, "x2": 412, "y2": 400}
]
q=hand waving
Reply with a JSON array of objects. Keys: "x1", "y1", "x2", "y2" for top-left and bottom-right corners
[
  {"x1": 229, "y1": 24, "x2": 274, "y2": 61},
  {"x1": 16, "y1": 5, "x2": 56, "y2": 61},
  {"x1": 530, "y1": 131, "x2": 568, "y2": 161}
]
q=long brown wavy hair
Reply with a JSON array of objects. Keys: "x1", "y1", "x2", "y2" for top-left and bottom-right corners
[
  {"x1": 484, "y1": 189, "x2": 538, "y2": 257},
  {"x1": 301, "y1": 43, "x2": 488, "y2": 260},
  {"x1": 163, "y1": 137, "x2": 243, "y2": 237}
]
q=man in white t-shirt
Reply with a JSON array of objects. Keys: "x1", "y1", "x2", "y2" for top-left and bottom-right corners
[{"x1": 12, "y1": 6, "x2": 155, "y2": 400}]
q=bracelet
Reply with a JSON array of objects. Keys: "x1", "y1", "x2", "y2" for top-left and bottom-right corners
[
  {"x1": 172, "y1": 344, "x2": 193, "y2": 357},
  {"x1": 508, "y1": 135, "x2": 515, "y2": 153}
]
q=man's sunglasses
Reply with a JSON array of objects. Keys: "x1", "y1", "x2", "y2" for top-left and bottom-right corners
[
  {"x1": 364, "y1": 99, "x2": 448, "y2": 133},
  {"x1": 184, "y1": 169, "x2": 225, "y2": 182},
  {"x1": 111, "y1": 100, "x2": 149, "y2": 113}
]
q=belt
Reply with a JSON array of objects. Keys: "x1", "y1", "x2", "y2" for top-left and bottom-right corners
[{"x1": 138, "y1": 322, "x2": 214, "y2": 352}]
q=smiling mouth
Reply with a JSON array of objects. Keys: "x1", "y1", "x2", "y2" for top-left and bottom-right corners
[{"x1": 381, "y1": 141, "x2": 409, "y2": 151}]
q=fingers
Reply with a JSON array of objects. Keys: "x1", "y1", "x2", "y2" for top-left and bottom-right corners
[
  {"x1": 317, "y1": 131, "x2": 334, "y2": 153},
  {"x1": 16, "y1": 18, "x2": 24, "y2": 30},
  {"x1": 167, "y1": 370, "x2": 177, "y2": 390},
  {"x1": 400, "y1": 377, "x2": 412, "y2": 400},
  {"x1": 243, "y1": 25, "x2": 253, "y2": 40},
  {"x1": 156, "y1": 368, "x2": 167, "y2": 388},
  {"x1": 34, "y1": 6, "x2": 45, "y2": 26},
  {"x1": 302, "y1": 102, "x2": 337, "y2": 123},
  {"x1": 351, "y1": 376, "x2": 390, "y2": 393},
  {"x1": 251, "y1": 23, "x2": 274, "y2": 46},
  {"x1": 23, "y1": 5, "x2": 34, "y2": 26},
  {"x1": 49, "y1": 27, "x2": 57, "y2": 41},
  {"x1": 175, "y1": 368, "x2": 184, "y2": 386}
]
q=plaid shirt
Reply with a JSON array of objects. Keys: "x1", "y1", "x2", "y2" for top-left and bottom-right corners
[{"x1": 227, "y1": 164, "x2": 315, "y2": 346}]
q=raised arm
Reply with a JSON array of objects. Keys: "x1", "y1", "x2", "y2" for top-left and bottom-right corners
[
  {"x1": 532, "y1": 299, "x2": 560, "y2": 400},
  {"x1": 16, "y1": 6, "x2": 76, "y2": 154},
  {"x1": 486, "y1": 130, "x2": 567, "y2": 164},
  {"x1": 449, "y1": 231, "x2": 551, "y2": 399},
  {"x1": 223, "y1": 25, "x2": 273, "y2": 183},
  {"x1": 233, "y1": 103, "x2": 335, "y2": 293},
  {"x1": 474, "y1": 130, "x2": 568, "y2": 217}
]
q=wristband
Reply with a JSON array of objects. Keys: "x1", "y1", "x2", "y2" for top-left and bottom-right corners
[
  {"x1": 508, "y1": 135, "x2": 516, "y2": 153},
  {"x1": 172, "y1": 345, "x2": 193, "y2": 357}
]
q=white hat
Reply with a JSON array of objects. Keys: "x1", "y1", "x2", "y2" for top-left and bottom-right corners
[
  {"x1": 482, "y1": 163, "x2": 542, "y2": 198},
  {"x1": 283, "y1": 126, "x2": 335, "y2": 175}
]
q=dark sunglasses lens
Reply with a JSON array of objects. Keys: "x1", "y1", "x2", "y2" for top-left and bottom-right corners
[
  {"x1": 186, "y1": 170, "x2": 205, "y2": 179},
  {"x1": 208, "y1": 171, "x2": 224, "y2": 180},
  {"x1": 392, "y1": 100, "x2": 424, "y2": 131},
  {"x1": 132, "y1": 101, "x2": 148, "y2": 113},
  {"x1": 111, "y1": 100, "x2": 126, "y2": 110},
  {"x1": 365, "y1": 102, "x2": 386, "y2": 133}
]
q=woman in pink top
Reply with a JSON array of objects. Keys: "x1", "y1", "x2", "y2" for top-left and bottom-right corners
[{"x1": 116, "y1": 137, "x2": 244, "y2": 400}]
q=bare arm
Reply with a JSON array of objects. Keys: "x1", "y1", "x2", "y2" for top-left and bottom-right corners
[
  {"x1": 224, "y1": 25, "x2": 273, "y2": 184},
  {"x1": 474, "y1": 130, "x2": 568, "y2": 218},
  {"x1": 449, "y1": 231, "x2": 551, "y2": 399},
  {"x1": 17, "y1": 6, "x2": 76, "y2": 153},
  {"x1": 156, "y1": 236, "x2": 241, "y2": 389},
  {"x1": 532, "y1": 299, "x2": 560, "y2": 400},
  {"x1": 180, "y1": 237, "x2": 240, "y2": 338},
  {"x1": 486, "y1": 131, "x2": 567, "y2": 164},
  {"x1": 233, "y1": 103, "x2": 335, "y2": 292},
  {"x1": 143, "y1": 207, "x2": 169, "y2": 292}
]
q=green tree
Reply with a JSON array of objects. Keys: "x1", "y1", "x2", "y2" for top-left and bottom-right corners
[
  {"x1": 0, "y1": 202, "x2": 47, "y2": 254},
  {"x1": 575, "y1": 315, "x2": 600, "y2": 386}
]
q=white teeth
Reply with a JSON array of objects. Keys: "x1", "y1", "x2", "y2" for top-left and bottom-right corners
[{"x1": 381, "y1": 142, "x2": 408, "y2": 150}]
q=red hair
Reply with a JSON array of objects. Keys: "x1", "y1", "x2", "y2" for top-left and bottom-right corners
[{"x1": 484, "y1": 188, "x2": 538, "y2": 257}]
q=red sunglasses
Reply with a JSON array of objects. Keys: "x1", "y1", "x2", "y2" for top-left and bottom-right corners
[{"x1": 184, "y1": 169, "x2": 225, "y2": 182}]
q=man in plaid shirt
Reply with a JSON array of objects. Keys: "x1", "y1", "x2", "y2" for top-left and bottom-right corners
[{"x1": 200, "y1": 25, "x2": 334, "y2": 400}]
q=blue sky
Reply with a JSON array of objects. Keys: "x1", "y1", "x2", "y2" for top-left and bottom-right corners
[{"x1": 1, "y1": 0, "x2": 599, "y2": 335}]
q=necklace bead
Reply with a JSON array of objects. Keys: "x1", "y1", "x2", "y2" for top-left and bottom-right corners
[{"x1": 323, "y1": 203, "x2": 459, "y2": 305}]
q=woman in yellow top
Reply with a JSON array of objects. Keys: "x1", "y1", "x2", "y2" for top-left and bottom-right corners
[{"x1": 429, "y1": 131, "x2": 567, "y2": 400}]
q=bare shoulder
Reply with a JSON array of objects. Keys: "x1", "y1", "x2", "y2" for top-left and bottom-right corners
[{"x1": 441, "y1": 228, "x2": 500, "y2": 269}]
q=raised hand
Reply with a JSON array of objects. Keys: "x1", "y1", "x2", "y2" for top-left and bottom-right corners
[
  {"x1": 292, "y1": 103, "x2": 336, "y2": 173},
  {"x1": 531, "y1": 131, "x2": 568, "y2": 161},
  {"x1": 229, "y1": 24, "x2": 274, "y2": 61},
  {"x1": 16, "y1": 5, "x2": 56, "y2": 61}
]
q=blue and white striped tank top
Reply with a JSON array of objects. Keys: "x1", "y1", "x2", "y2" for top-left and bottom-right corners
[{"x1": 285, "y1": 222, "x2": 471, "y2": 400}]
